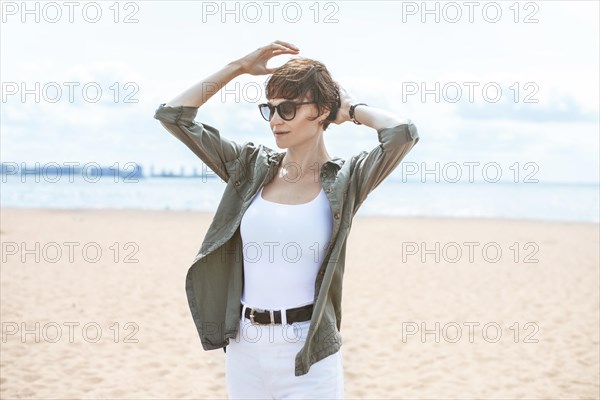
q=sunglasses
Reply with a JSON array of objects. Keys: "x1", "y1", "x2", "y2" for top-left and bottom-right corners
[{"x1": 258, "y1": 101, "x2": 318, "y2": 121}]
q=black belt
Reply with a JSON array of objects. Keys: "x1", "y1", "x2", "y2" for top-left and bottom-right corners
[{"x1": 240, "y1": 303, "x2": 313, "y2": 325}]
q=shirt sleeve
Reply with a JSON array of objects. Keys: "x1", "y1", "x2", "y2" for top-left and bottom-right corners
[
  {"x1": 351, "y1": 121, "x2": 420, "y2": 206},
  {"x1": 153, "y1": 103, "x2": 245, "y2": 182}
]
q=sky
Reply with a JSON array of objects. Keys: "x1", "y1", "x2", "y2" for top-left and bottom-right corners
[{"x1": 1, "y1": 0, "x2": 599, "y2": 184}]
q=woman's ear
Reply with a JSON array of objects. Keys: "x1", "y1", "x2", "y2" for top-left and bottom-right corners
[
  {"x1": 316, "y1": 104, "x2": 330, "y2": 122},
  {"x1": 325, "y1": 96, "x2": 340, "y2": 122}
]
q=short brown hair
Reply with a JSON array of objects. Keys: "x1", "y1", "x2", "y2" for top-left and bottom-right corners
[{"x1": 264, "y1": 57, "x2": 340, "y2": 131}]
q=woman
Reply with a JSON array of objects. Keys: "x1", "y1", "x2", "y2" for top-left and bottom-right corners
[{"x1": 154, "y1": 40, "x2": 420, "y2": 399}]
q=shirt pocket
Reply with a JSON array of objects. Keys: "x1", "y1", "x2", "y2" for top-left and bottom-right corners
[{"x1": 226, "y1": 158, "x2": 252, "y2": 196}]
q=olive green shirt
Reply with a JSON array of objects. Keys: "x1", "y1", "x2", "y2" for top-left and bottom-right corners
[{"x1": 153, "y1": 103, "x2": 419, "y2": 376}]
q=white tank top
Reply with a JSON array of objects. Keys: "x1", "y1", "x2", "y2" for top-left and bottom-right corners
[{"x1": 240, "y1": 185, "x2": 333, "y2": 310}]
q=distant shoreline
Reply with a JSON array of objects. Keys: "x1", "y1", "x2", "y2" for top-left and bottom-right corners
[{"x1": 1, "y1": 206, "x2": 597, "y2": 226}]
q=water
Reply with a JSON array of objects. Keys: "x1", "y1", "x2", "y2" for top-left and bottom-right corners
[{"x1": 1, "y1": 176, "x2": 598, "y2": 223}]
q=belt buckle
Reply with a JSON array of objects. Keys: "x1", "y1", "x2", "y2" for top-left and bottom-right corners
[
  {"x1": 248, "y1": 308, "x2": 276, "y2": 325},
  {"x1": 249, "y1": 308, "x2": 259, "y2": 325}
]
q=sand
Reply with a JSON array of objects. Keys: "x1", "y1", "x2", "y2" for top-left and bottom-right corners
[{"x1": 1, "y1": 207, "x2": 598, "y2": 399}]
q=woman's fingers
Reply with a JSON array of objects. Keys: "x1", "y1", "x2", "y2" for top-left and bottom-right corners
[
  {"x1": 269, "y1": 43, "x2": 288, "y2": 51},
  {"x1": 268, "y1": 43, "x2": 298, "y2": 53},
  {"x1": 243, "y1": 41, "x2": 299, "y2": 75},
  {"x1": 272, "y1": 40, "x2": 300, "y2": 50},
  {"x1": 271, "y1": 48, "x2": 298, "y2": 56}
]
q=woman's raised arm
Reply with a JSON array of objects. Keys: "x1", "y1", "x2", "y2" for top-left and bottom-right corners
[
  {"x1": 154, "y1": 41, "x2": 301, "y2": 182},
  {"x1": 165, "y1": 40, "x2": 300, "y2": 108},
  {"x1": 329, "y1": 85, "x2": 419, "y2": 208}
]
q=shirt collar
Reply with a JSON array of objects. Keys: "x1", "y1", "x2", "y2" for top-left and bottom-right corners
[{"x1": 268, "y1": 151, "x2": 344, "y2": 170}]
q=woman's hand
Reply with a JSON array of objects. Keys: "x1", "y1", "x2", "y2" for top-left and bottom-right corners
[
  {"x1": 330, "y1": 82, "x2": 356, "y2": 125},
  {"x1": 234, "y1": 40, "x2": 300, "y2": 76}
]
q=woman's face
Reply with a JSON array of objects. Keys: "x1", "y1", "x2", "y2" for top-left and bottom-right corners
[{"x1": 267, "y1": 96, "x2": 329, "y2": 149}]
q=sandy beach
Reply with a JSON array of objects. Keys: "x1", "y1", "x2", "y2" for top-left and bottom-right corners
[{"x1": 1, "y1": 207, "x2": 598, "y2": 399}]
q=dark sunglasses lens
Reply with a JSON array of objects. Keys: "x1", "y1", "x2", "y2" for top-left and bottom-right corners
[
  {"x1": 259, "y1": 105, "x2": 271, "y2": 121},
  {"x1": 279, "y1": 102, "x2": 296, "y2": 120}
]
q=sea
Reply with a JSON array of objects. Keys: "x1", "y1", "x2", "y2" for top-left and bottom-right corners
[{"x1": 1, "y1": 174, "x2": 598, "y2": 224}]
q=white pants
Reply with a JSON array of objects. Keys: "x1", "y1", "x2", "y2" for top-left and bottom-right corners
[{"x1": 225, "y1": 303, "x2": 344, "y2": 399}]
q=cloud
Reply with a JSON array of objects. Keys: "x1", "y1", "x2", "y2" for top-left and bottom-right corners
[
  {"x1": 1, "y1": 1, "x2": 598, "y2": 187},
  {"x1": 456, "y1": 93, "x2": 599, "y2": 123}
]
